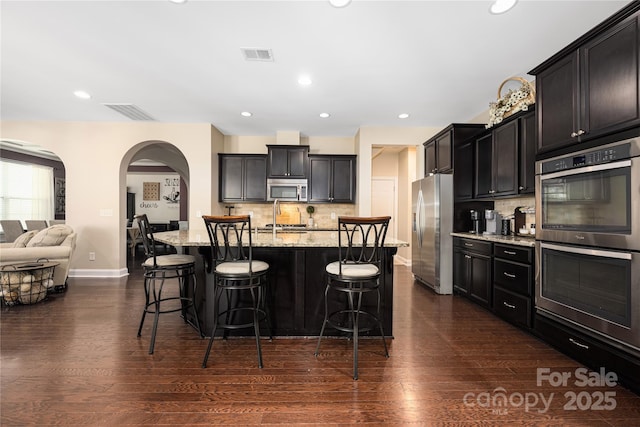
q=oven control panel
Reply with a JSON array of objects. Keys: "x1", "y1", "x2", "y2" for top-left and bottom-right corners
[{"x1": 541, "y1": 143, "x2": 631, "y2": 174}]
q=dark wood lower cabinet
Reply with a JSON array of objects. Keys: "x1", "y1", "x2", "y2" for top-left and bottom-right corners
[
  {"x1": 189, "y1": 245, "x2": 396, "y2": 337},
  {"x1": 535, "y1": 314, "x2": 640, "y2": 394},
  {"x1": 493, "y1": 243, "x2": 534, "y2": 329},
  {"x1": 453, "y1": 237, "x2": 492, "y2": 308}
]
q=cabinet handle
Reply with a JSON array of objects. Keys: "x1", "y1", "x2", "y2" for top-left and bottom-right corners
[
  {"x1": 464, "y1": 255, "x2": 472, "y2": 259},
  {"x1": 571, "y1": 131, "x2": 578, "y2": 138},
  {"x1": 503, "y1": 272, "x2": 516, "y2": 278},
  {"x1": 464, "y1": 243, "x2": 474, "y2": 247},
  {"x1": 519, "y1": 186, "x2": 525, "y2": 191},
  {"x1": 503, "y1": 250, "x2": 516, "y2": 255},
  {"x1": 569, "y1": 338, "x2": 589, "y2": 350},
  {"x1": 577, "y1": 129, "x2": 586, "y2": 136},
  {"x1": 503, "y1": 301, "x2": 516, "y2": 309}
]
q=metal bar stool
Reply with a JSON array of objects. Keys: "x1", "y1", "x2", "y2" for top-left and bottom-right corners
[
  {"x1": 201, "y1": 215, "x2": 272, "y2": 368},
  {"x1": 135, "y1": 214, "x2": 203, "y2": 354},
  {"x1": 314, "y1": 216, "x2": 391, "y2": 380}
]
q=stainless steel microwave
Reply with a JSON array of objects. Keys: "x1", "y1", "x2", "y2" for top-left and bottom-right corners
[{"x1": 267, "y1": 178, "x2": 308, "y2": 202}]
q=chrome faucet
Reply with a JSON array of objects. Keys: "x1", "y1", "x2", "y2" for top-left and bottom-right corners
[{"x1": 272, "y1": 198, "x2": 280, "y2": 239}]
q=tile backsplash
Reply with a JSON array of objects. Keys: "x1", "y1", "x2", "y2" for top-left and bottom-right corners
[
  {"x1": 224, "y1": 203, "x2": 355, "y2": 228},
  {"x1": 494, "y1": 196, "x2": 536, "y2": 231}
]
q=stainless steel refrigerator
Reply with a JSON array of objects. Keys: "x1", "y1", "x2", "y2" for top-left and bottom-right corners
[{"x1": 412, "y1": 174, "x2": 453, "y2": 294}]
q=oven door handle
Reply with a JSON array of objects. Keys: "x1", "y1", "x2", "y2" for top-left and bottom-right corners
[
  {"x1": 540, "y1": 242, "x2": 633, "y2": 260},
  {"x1": 540, "y1": 159, "x2": 631, "y2": 181}
]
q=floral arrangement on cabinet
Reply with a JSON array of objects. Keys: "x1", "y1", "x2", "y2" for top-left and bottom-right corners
[{"x1": 487, "y1": 77, "x2": 535, "y2": 128}]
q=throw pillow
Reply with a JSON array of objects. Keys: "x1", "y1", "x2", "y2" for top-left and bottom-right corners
[
  {"x1": 26, "y1": 224, "x2": 73, "y2": 247},
  {"x1": 12, "y1": 230, "x2": 38, "y2": 248}
]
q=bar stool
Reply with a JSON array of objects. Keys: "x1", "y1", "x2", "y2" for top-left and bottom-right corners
[
  {"x1": 201, "y1": 215, "x2": 272, "y2": 368},
  {"x1": 135, "y1": 214, "x2": 202, "y2": 354},
  {"x1": 314, "y1": 216, "x2": 391, "y2": 380}
]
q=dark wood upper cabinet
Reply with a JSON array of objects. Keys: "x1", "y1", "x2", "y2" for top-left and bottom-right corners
[
  {"x1": 474, "y1": 119, "x2": 519, "y2": 199},
  {"x1": 425, "y1": 124, "x2": 485, "y2": 176},
  {"x1": 219, "y1": 154, "x2": 267, "y2": 202},
  {"x1": 308, "y1": 155, "x2": 356, "y2": 203},
  {"x1": 267, "y1": 145, "x2": 309, "y2": 178},
  {"x1": 519, "y1": 111, "x2": 536, "y2": 194},
  {"x1": 532, "y1": 5, "x2": 640, "y2": 155},
  {"x1": 425, "y1": 141, "x2": 437, "y2": 175},
  {"x1": 453, "y1": 138, "x2": 474, "y2": 201},
  {"x1": 493, "y1": 120, "x2": 519, "y2": 196},
  {"x1": 474, "y1": 133, "x2": 493, "y2": 198}
]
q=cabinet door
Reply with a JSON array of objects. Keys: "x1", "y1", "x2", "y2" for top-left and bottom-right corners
[
  {"x1": 219, "y1": 156, "x2": 244, "y2": 201},
  {"x1": 268, "y1": 147, "x2": 289, "y2": 178},
  {"x1": 474, "y1": 133, "x2": 493, "y2": 198},
  {"x1": 581, "y1": 14, "x2": 640, "y2": 139},
  {"x1": 454, "y1": 140, "x2": 474, "y2": 201},
  {"x1": 436, "y1": 132, "x2": 452, "y2": 173},
  {"x1": 308, "y1": 156, "x2": 331, "y2": 202},
  {"x1": 331, "y1": 157, "x2": 356, "y2": 203},
  {"x1": 493, "y1": 120, "x2": 518, "y2": 196},
  {"x1": 519, "y1": 112, "x2": 536, "y2": 194},
  {"x1": 425, "y1": 141, "x2": 436, "y2": 175},
  {"x1": 243, "y1": 156, "x2": 267, "y2": 201},
  {"x1": 453, "y1": 248, "x2": 469, "y2": 294},
  {"x1": 287, "y1": 147, "x2": 308, "y2": 178},
  {"x1": 469, "y1": 254, "x2": 492, "y2": 308},
  {"x1": 537, "y1": 52, "x2": 579, "y2": 153}
]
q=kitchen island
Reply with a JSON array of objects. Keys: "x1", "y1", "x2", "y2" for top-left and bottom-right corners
[{"x1": 153, "y1": 229, "x2": 408, "y2": 337}]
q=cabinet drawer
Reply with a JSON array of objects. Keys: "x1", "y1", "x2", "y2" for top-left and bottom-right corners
[
  {"x1": 534, "y1": 314, "x2": 640, "y2": 393},
  {"x1": 493, "y1": 259, "x2": 532, "y2": 295},
  {"x1": 493, "y1": 244, "x2": 532, "y2": 264},
  {"x1": 454, "y1": 238, "x2": 492, "y2": 255},
  {"x1": 494, "y1": 287, "x2": 532, "y2": 328}
]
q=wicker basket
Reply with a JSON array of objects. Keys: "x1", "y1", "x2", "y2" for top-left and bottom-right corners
[
  {"x1": 487, "y1": 77, "x2": 535, "y2": 128},
  {"x1": 0, "y1": 261, "x2": 57, "y2": 305}
]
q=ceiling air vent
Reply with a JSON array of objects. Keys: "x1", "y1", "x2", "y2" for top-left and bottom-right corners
[
  {"x1": 103, "y1": 103, "x2": 155, "y2": 121},
  {"x1": 241, "y1": 47, "x2": 273, "y2": 62}
]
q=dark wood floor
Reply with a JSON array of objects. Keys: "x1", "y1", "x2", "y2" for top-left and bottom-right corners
[{"x1": 2, "y1": 252, "x2": 640, "y2": 426}]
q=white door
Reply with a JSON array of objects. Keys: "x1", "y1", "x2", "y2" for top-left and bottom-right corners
[{"x1": 371, "y1": 177, "x2": 397, "y2": 238}]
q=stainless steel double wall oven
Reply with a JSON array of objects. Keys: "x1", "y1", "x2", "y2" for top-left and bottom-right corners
[{"x1": 535, "y1": 137, "x2": 640, "y2": 355}]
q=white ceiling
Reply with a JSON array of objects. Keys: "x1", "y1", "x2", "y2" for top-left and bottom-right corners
[{"x1": 0, "y1": 0, "x2": 629, "y2": 138}]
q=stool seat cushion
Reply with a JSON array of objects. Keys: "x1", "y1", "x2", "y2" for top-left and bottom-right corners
[
  {"x1": 326, "y1": 261, "x2": 379, "y2": 278},
  {"x1": 216, "y1": 260, "x2": 269, "y2": 275},
  {"x1": 143, "y1": 254, "x2": 196, "y2": 268}
]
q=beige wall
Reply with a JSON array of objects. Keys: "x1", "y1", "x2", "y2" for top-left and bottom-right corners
[
  {"x1": 1, "y1": 118, "x2": 486, "y2": 277},
  {"x1": 356, "y1": 126, "x2": 441, "y2": 217},
  {"x1": 1, "y1": 120, "x2": 221, "y2": 276},
  {"x1": 397, "y1": 147, "x2": 416, "y2": 262},
  {"x1": 223, "y1": 135, "x2": 356, "y2": 155}
]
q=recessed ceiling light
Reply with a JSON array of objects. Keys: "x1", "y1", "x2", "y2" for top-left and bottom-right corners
[
  {"x1": 241, "y1": 111, "x2": 252, "y2": 117},
  {"x1": 319, "y1": 113, "x2": 330, "y2": 118},
  {"x1": 490, "y1": 0, "x2": 517, "y2": 14},
  {"x1": 398, "y1": 113, "x2": 410, "y2": 119},
  {"x1": 73, "y1": 90, "x2": 91, "y2": 100},
  {"x1": 329, "y1": 0, "x2": 352, "y2": 8},
  {"x1": 298, "y1": 76, "x2": 312, "y2": 86},
  {"x1": 169, "y1": 0, "x2": 187, "y2": 4}
]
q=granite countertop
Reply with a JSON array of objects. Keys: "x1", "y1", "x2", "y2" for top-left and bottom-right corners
[
  {"x1": 154, "y1": 229, "x2": 409, "y2": 248},
  {"x1": 450, "y1": 232, "x2": 536, "y2": 248}
]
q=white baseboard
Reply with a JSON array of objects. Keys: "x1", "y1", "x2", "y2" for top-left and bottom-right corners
[
  {"x1": 69, "y1": 268, "x2": 129, "y2": 278},
  {"x1": 394, "y1": 255, "x2": 411, "y2": 266}
]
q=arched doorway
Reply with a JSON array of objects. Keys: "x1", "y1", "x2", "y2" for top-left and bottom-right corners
[{"x1": 120, "y1": 141, "x2": 190, "y2": 269}]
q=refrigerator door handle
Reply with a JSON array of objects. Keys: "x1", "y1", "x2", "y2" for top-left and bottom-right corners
[{"x1": 416, "y1": 189, "x2": 424, "y2": 248}]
